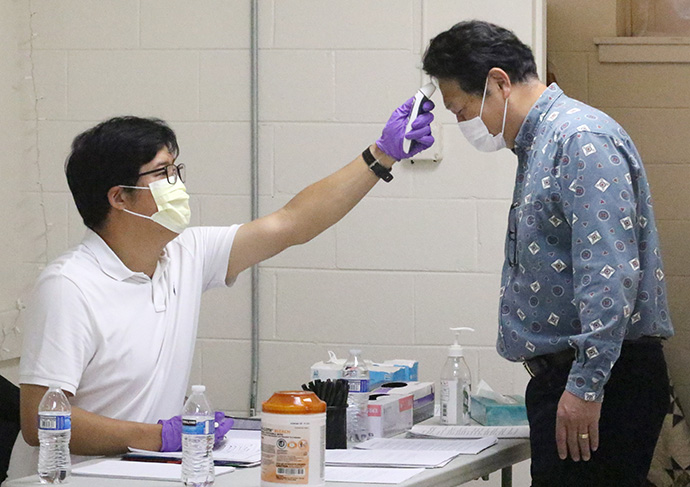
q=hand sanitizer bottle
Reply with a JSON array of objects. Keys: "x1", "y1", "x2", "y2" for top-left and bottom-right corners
[{"x1": 440, "y1": 327, "x2": 474, "y2": 425}]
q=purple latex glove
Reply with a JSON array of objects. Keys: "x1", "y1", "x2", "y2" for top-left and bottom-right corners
[
  {"x1": 214, "y1": 411, "x2": 233, "y2": 445},
  {"x1": 376, "y1": 96, "x2": 435, "y2": 161},
  {"x1": 158, "y1": 411, "x2": 234, "y2": 452}
]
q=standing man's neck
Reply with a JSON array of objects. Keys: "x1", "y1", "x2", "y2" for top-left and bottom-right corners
[{"x1": 505, "y1": 79, "x2": 549, "y2": 148}]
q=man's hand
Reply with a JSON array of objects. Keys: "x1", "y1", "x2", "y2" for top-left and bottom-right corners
[
  {"x1": 556, "y1": 390, "x2": 602, "y2": 461},
  {"x1": 376, "y1": 96, "x2": 435, "y2": 161},
  {"x1": 159, "y1": 411, "x2": 233, "y2": 452}
]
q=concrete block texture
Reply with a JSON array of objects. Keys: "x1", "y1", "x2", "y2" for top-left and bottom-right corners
[
  {"x1": 173, "y1": 122, "x2": 251, "y2": 195},
  {"x1": 412, "y1": 124, "x2": 516, "y2": 200},
  {"x1": 35, "y1": 121, "x2": 92, "y2": 193},
  {"x1": 414, "y1": 272, "x2": 502, "y2": 346},
  {"x1": 198, "y1": 273, "x2": 252, "y2": 340},
  {"x1": 259, "y1": 50, "x2": 334, "y2": 121},
  {"x1": 28, "y1": 50, "x2": 68, "y2": 121},
  {"x1": 425, "y1": 0, "x2": 539, "y2": 52},
  {"x1": 30, "y1": 0, "x2": 139, "y2": 50},
  {"x1": 272, "y1": 123, "x2": 414, "y2": 198},
  {"x1": 272, "y1": 269, "x2": 415, "y2": 344},
  {"x1": 141, "y1": 0, "x2": 250, "y2": 49},
  {"x1": 255, "y1": 195, "x2": 337, "y2": 271},
  {"x1": 67, "y1": 50, "x2": 199, "y2": 121},
  {"x1": 273, "y1": 0, "x2": 414, "y2": 49},
  {"x1": 200, "y1": 51, "x2": 251, "y2": 122},
  {"x1": 335, "y1": 50, "x2": 423, "y2": 123},
  {"x1": 336, "y1": 198, "x2": 477, "y2": 271}
]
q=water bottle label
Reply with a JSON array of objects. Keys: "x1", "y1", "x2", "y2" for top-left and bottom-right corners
[
  {"x1": 347, "y1": 378, "x2": 369, "y2": 393},
  {"x1": 182, "y1": 418, "x2": 214, "y2": 435},
  {"x1": 38, "y1": 414, "x2": 71, "y2": 431}
]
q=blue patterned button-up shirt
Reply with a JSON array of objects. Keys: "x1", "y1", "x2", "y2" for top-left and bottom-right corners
[{"x1": 497, "y1": 84, "x2": 673, "y2": 402}]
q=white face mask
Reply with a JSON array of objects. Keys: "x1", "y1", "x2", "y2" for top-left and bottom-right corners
[
  {"x1": 457, "y1": 76, "x2": 509, "y2": 152},
  {"x1": 119, "y1": 178, "x2": 191, "y2": 234}
]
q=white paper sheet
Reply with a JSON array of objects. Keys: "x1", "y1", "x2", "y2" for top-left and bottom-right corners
[
  {"x1": 325, "y1": 466, "x2": 425, "y2": 484},
  {"x1": 355, "y1": 436, "x2": 498, "y2": 455},
  {"x1": 128, "y1": 430, "x2": 261, "y2": 464},
  {"x1": 72, "y1": 459, "x2": 234, "y2": 481},
  {"x1": 408, "y1": 424, "x2": 530, "y2": 439},
  {"x1": 325, "y1": 449, "x2": 459, "y2": 468}
]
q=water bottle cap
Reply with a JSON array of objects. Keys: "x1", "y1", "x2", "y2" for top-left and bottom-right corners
[
  {"x1": 191, "y1": 385, "x2": 206, "y2": 393},
  {"x1": 48, "y1": 383, "x2": 62, "y2": 390}
]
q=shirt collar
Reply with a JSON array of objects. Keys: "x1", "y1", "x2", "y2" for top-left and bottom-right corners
[
  {"x1": 82, "y1": 228, "x2": 169, "y2": 282},
  {"x1": 513, "y1": 83, "x2": 564, "y2": 153}
]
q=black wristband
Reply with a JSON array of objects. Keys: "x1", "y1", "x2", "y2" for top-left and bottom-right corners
[{"x1": 362, "y1": 147, "x2": 393, "y2": 182}]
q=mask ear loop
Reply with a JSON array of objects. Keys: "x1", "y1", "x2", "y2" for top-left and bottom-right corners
[
  {"x1": 499, "y1": 97, "x2": 509, "y2": 135},
  {"x1": 479, "y1": 76, "x2": 490, "y2": 119}
]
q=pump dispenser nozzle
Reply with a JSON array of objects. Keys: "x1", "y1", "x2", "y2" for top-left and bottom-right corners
[{"x1": 448, "y1": 327, "x2": 475, "y2": 357}]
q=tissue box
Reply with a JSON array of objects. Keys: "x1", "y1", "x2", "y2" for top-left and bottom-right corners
[
  {"x1": 310, "y1": 357, "x2": 344, "y2": 381},
  {"x1": 470, "y1": 395, "x2": 528, "y2": 426},
  {"x1": 310, "y1": 353, "x2": 407, "y2": 389},
  {"x1": 376, "y1": 382, "x2": 435, "y2": 424},
  {"x1": 367, "y1": 393, "x2": 414, "y2": 438},
  {"x1": 379, "y1": 360, "x2": 418, "y2": 381},
  {"x1": 368, "y1": 364, "x2": 406, "y2": 389}
]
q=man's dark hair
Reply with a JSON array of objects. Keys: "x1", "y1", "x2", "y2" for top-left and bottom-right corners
[
  {"x1": 422, "y1": 20, "x2": 538, "y2": 96},
  {"x1": 65, "y1": 116, "x2": 179, "y2": 231}
]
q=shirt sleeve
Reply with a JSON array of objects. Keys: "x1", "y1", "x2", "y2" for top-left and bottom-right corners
[
  {"x1": 19, "y1": 271, "x2": 96, "y2": 395},
  {"x1": 558, "y1": 131, "x2": 640, "y2": 402},
  {"x1": 176, "y1": 225, "x2": 242, "y2": 291}
]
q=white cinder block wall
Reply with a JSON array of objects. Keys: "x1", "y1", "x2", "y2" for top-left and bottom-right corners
[{"x1": 2, "y1": 1, "x2": 545, "y2": 485}]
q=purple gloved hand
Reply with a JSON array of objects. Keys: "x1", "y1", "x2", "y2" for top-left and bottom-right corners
[
  {"x1": 213, "y1": 411, "x2": 233, "y2": 445},
  {"x1": 158, "y1": 411, "x2": 234, "y2": 452},
  {"x1": 376, "y1": 96, "x2": 435, "y2": 161}
]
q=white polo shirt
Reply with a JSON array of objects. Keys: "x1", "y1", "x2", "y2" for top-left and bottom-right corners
[{"x1": 19, "y1": 225, "x2": 240, "y2": 422}]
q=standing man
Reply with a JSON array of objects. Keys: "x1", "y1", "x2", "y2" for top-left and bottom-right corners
[
  {"x1": 422, "y1": 20, "x2": 673, "y2": 486},
  {"x1": 10, "y1": 96, "x2": 433, "y2": 478}
]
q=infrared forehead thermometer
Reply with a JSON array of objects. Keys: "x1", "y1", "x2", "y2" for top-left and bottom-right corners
[{"x1": 403, "y1": 82, "x2": 436, "y2": 153}]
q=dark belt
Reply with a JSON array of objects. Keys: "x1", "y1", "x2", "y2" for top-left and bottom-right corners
[{"x1": 523, "y1": 336, "x2": 663, "y2": 378}]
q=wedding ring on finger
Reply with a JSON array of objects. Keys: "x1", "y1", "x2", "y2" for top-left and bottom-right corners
[{"x1": 578, "y1": 433, "x2": 590, "y2": 439}]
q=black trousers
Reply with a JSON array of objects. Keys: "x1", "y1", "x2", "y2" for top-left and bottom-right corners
[{"x1": 526, "y1": 341, "x2": 669, "y2": 487}]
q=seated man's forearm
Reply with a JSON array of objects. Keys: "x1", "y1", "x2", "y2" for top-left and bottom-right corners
[
  {"x1": 69, "y1": 406, "x2": 163, "y2": 455},
  {"x1": 21, "y1": 383, "x2": 162, "y2": 456}
]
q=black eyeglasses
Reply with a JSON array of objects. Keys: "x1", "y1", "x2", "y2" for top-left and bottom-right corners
[
  {"x1": 138, "y1": 163, "x2": 185, "y2": 185},
  {"x1": 507, "y1": 202, "x2": 518, "y2": 267}
]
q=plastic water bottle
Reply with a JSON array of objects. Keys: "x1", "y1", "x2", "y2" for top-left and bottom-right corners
[
  {"x1": 342, "y1": 349, "x2": 370, "y2": 443},
  {"x1": 181, "y1": 385, "x2": 215, "y2": 487},
  {"x1": 37, "y1": 384, "x2": 71, "y2": 484}
]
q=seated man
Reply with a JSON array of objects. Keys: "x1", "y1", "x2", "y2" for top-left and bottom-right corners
[{"x1": 8, "y1": 96, "x2": 434, "y2": 478}]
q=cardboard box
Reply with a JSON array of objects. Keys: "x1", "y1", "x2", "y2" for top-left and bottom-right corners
[
  {"x1": 367, "y1": 393, "x2": 414, "y2": 438},
  {"x1": 376, "y1": 382, "x2": 435, "y2": 424},
  {"x1": 470, "y1": 395, "x2": 528, "y2": 426}
]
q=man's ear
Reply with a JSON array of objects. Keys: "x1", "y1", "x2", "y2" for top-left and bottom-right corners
[
  {"x1": 488, "y1": 67, "x2": 512, "y2": 100},
  {"x1": 107, "y1": 186, "x2": 129, "y2": 210}
]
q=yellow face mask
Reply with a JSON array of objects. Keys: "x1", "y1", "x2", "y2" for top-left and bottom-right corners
[{"x1": 120, "y1": 178, "x2": 191, "y2": 234}]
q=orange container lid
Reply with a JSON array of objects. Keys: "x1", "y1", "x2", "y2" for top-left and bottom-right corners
[{"x1": 262, "y1": 390, "x2": 327, "y2": 414}]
